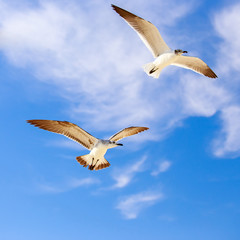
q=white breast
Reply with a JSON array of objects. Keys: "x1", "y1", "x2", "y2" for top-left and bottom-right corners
[
  {"x1": 90, "y1": 141, "x2": 108, "y2": 159},
  {"x1": 154, "y1": 52, "x2": 177, "y2": 68}
]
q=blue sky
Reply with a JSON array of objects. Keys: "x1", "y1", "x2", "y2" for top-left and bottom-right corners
[{"x1": 0, "y1": 0, "x2": 240, "y2": 239}]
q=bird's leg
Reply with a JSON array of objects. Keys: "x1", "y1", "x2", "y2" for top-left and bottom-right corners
[
  {"x1": 89, "y1": 158, "x2": 99, "y2": 170},
  {"x1": 92, "y1": 159, "x2": 99, "y2": 169},
  {"x1": 89, "y1": 158, "x2": 95, "y2": 170},
  {"x1": 150, "y1": 67, "x2": 157, "y2": 74}
]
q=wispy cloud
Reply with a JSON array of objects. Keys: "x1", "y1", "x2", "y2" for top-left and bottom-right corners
[
  {"x1": 38, "y1": 177, "x2": 100, "y2": 194},
  {"x1": 211, "y1": 3, "x2": 240, "y2": 157},
  {"x1": 115, "y1": 0, "x2": 196, "y2": 28},
  {"x1": 213, "y1": 106, "x2": 240, "y2": 158},
  {"x1": 111, "y1": 156, "x2": 147, "y2": 189},
  {"x1": 0, "y1": 0, "x2": 195, "y2": 130},
  {"x1": 151, "y1": 160, "x2": 172, "y2": 176},
  {"x1": 214, "y1": 3, "x2": 240, "y2": 75},
  {"x1": 116, "y1": 191, "x2": 164, "y2": 219}
]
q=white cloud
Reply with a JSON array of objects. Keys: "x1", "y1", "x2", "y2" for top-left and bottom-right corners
[
  {"x1": 214, "y1": 3, "x2": 240, "y2": 75},
  {"x1": 111, "y1": 156, "x2": 146, "y2": 189},
  {"x1": 213, "y1": 106, "x2": 240, "y2": 158},
  {"x1": 0, "y1": 0, "x2": 195, "y2": 130},
  {"x1": 115, "y1": 0, "x2": 196, "y2": 28},
  {"x1": 39, "y1": 177, "x2": 100, "y2": 194},
  {"x1": 116, "y1": 191, "x2": 164, "y2": 219},
  {"x1": 151, "y1": 160, "x2": 172, "y2": 176},
  {"x1": 211, "y1": 3, "x2": 240, "y2": 157},
  {"x1": 180, "y1": 76, "x2": 230, "y2": 117}
]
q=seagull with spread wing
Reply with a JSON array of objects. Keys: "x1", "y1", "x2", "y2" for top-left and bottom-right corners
[
  {"x1": 112, "y1": 4, "x2": 217, "y2": 79},
  {"x1": 27, "y1": 120, "x2": 148, "y2": 171}
]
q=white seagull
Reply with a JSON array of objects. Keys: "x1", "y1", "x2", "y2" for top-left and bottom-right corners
[
  {"x1": 112, "y1": 4, "x2": 217, "y2": 79},
  {"x1": 27, "y1": 120, "x2": 149, "y2": 171}
]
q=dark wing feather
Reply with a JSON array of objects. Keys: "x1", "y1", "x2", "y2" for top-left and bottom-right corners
[
  {"x1": 112, "y1": 4, "x2": 170, "y2": 57},
  {"x1": 27, "y1": 120, "x2": 97, "y2": 150},
  {"x1": 109, "y1": 126, "x2": 149, "y2": 142}
]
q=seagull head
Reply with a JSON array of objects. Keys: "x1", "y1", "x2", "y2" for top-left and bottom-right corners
[{"x1": 175, "y1": 49, "x2": 188, "y2": 55}]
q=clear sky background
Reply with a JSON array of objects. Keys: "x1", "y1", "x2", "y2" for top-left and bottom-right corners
[{"x1": 0, "y1": 0, "x2": 240, "y2": 239}]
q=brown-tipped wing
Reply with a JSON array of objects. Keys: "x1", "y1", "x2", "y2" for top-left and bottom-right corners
[
  {"x1": 27, "y1": 120, "x2": 98, "y2": 150},
  {"x1": 109, "y1": 126, "x2": 149, "y2": 142},
  {"x1": 112, "y1": 4, "x2": 170, "y2": 57},
  {"x1": 172, "y1": 56, "x2": 218, "y2": 78}
]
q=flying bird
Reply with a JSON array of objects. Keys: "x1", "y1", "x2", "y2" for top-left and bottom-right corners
[
  {"x1": 27, "y1": 120, "x2": 149, "y2": 171},
  {"x1": 112, "y1": 4, "x2": 217, "y2": 79}
]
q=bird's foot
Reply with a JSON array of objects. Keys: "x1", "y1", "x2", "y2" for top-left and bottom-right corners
[
  {"x1": 149, "y1": 67, "x2": 157, "y2": 74},
  {"x1": 89, "y1": 159, "x2": 99, "y2": 171}
]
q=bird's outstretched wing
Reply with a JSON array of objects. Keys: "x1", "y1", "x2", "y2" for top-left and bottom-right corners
[
  {"x1": 109, "y1": 126, "x2": 149, "y2": 142},
  {"x1": 27, "y1": 120, "x2": 98, "y2": 150},
  {"x1": 172, "y1": 56, "x2": 217, "y2": 78},
  {"x1": 112, "y1": 4, "x2": 170, "y2": 57}
]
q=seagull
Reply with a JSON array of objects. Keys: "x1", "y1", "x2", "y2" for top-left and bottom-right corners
[
  {"x1": 27, "y1": 120, "x2": 149, "y2": 171},
  {"x1": 112, "y1": 4, "x2": 217, "y2": 79}
]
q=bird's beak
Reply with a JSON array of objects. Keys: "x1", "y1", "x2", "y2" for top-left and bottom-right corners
[
  {"x1": 183, "y1": 51, "x2": 188, "y2": 53},
  {"x1": 117, "y1": 143, "x2": 123, "y2": 146}
]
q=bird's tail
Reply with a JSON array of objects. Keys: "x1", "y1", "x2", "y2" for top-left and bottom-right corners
[
  {"x1": 143, "y1": 62, "x2": 161, "y2": 78},
  {"x1": 76, "y1": 154, "x2": 110, "y2": 171}
]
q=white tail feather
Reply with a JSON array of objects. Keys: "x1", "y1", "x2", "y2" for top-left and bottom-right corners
[
  {"x1": 76, "y1": 154, "x2": 110, "y2": 171},
  {"x1": 76, "y1": 154, "x2": 92, "y2": 168},
  {"x1": 143, "y1": 62, "x2": 161, "y2": 78}
]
